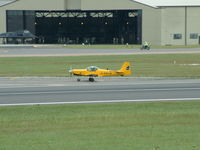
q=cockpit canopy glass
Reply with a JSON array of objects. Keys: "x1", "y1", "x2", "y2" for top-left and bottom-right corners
[{"x1": 87, "y1": 66, "x2": 99, "y2": 71}]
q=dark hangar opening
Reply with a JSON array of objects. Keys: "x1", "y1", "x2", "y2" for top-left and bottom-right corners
[{"x1": 6, "y1": 10, "x2": 142, "y2": 44}]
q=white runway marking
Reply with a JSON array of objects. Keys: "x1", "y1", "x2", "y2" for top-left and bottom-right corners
[{"x1": 0, "y1": 98, "x2": 200, "y2": 107}]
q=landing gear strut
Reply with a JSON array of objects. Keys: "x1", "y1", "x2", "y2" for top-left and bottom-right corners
[{"x1": 76, "y1": 78, "x2": 95, "y2": 82}]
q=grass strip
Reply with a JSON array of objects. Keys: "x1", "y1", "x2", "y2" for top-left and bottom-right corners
[
  {"x1": 1, "y1": 54, "x2": 200, "y2": 77},
  {"x1": 0, "y1": 101, "x2": 200, "y2": 150}
]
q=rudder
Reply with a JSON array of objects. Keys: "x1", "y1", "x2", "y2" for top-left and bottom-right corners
[{"x1": 119, "y1": 62, "x2": 131, "y2": 76}]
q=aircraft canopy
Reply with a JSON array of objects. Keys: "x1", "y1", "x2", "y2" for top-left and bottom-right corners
[{"x1": 87, "y1": 66, "x2": 99, "y2": 71}]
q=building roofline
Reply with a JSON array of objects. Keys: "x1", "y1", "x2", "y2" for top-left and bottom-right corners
[
  {"x1": 0, "y1": 0, "x2": 17, "y2": 8},
  {"x1": 130, "y1": 0, "x2": 200, "y2": 8},
  {"x1": 129, "y1": 0, "x2": 158, "y2": 8}
]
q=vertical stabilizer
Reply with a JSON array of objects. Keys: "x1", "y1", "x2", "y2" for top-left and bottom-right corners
[{"x1": 119, "y1": 62, "x2": 131, "y2": 76}]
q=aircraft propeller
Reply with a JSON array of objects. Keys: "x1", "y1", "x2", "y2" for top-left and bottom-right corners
[{"x1": 68, "y1": 66, "x2": 73, "y2": 77}]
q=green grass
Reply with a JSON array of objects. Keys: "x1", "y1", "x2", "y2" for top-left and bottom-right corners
[
  {"x1": 1, "y1": 54, "x2": 200, "y2": 77},
  {"x1": 0, "y1": 101, "x2": 200, "y2": 150}
]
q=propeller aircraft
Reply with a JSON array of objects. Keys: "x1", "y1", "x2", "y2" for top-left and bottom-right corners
[{"x1": 69, "y1": 62, "x2": 131, "y2": 82}]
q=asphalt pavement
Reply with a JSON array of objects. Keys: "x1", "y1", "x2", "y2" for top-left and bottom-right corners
[
  {"x1": 0, "y1": 46, "x2": 200, "y2": 106},
  {"x1": 0, "y1": 46, "x2": 200, "y2": 57},
  {"x1": 0, "y1": 77, "x2": 200, "y2": 106}
]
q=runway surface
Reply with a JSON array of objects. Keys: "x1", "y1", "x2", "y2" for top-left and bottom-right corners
[
  {"x1": 0, "y1": 47, "x2": 200, "y2": 106},
  {"x1": 0, "y1": 77, "x2": 200, "y2": 106},
  {"x1": 0, "y1": 46, "x2": 200, "y2": 57}
]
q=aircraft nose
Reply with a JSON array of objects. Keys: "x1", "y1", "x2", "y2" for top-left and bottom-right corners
[{"x1": 69, "y1": 69, "x2": 72, "y2": 73}]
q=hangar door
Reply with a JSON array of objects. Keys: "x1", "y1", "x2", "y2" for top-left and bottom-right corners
[{"x1": 7, "y1": 10, "x2": 142, "y2": 44}]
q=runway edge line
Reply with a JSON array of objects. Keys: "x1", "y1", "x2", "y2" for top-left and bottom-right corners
[{"x1": 0, "y1": 98, "x2": 200, "y2": 107}]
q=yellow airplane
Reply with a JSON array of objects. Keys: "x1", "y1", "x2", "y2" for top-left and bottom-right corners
[{"x1": 69, "y1": 62, "x2": 131, "y2": 82}]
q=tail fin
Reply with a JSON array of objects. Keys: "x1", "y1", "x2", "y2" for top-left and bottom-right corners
[{"x1": 118, "y1": 62, "x2": 131, "y2": 76}]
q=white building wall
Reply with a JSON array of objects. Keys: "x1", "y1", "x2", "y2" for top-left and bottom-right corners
[
  {"x1": 161, "y1": 6, "x2": 200, "y2": 45},
  {"x1": 161, "y1": 7, "x2": 186, "y2": 45},
  {"x1": 0, "y1": 9, "x2": 6, "y2": 35},
  {"x1": 3, "y1": 0, "x2": 66, "y2": 10},
  {"x1": 187, "y1": 7, "x2": 200, "y2": 45},
  {"x1": 65, "y1": 0, "x2": 81, "y2": 9}
]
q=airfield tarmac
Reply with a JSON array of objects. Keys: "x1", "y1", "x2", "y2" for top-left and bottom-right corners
[
  {"x1": 0, "y1": 46, "x2": 200, "y2": 106},
  {"x1": 0, "y1": 77, "x2": 200, "y2": 106},
  {"x1": 0, "y1": 46, "x2": 200, "y2": 57}
]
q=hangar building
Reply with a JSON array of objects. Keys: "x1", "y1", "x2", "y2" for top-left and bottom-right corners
[{"x1": 0, "y1": 0, "x2": 200, "y2": 45}]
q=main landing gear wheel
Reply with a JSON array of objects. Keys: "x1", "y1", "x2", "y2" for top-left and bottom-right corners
[
  {"x1": 89, "y1": 77, "x2": 95, "y2": 82},
  {"x1": 77, "y1": 78, "x2": 81, "y2": 82}
]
